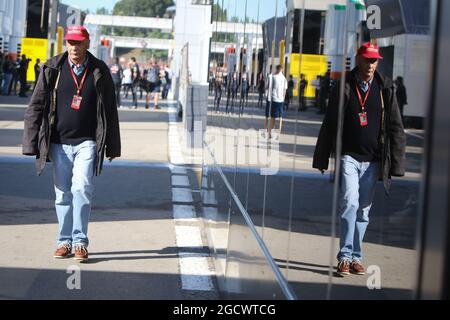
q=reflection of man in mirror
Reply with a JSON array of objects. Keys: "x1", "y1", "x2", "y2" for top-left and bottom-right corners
[{"x1": 313, "y1": 42, "x2": 406, "y2": 277}]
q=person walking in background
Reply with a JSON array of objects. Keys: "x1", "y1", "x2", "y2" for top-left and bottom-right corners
[
  {"x1": 109, "y1": 57, "x2": 123, "y2": 109},
  {"x1": 257, "y1": 72, "x2": 265, "y2": 109},
  {"x1": 18, "y1": 54, "x2": 31, "y2": 97},
  {"x1": 313, "y1": 42, "x2": 405, "y2": 276},
  {"x1": 318, "y1": 71, "x2": 331, "y2": 114},
  {"x1": 2, "y1": 54, "x2": 14, "y2": 95},
  {"x1": 229, "y1": 67, "x2": 239, "y2": 113},
  {"x1": 121, "y1": 63, "x2": 133, "y2": 101},
  {"x1": 22, "y1": 25, "x2": 121, "y2": 263},
  {"x1": 298, "y1": 73, "x2": 308, "y2": 111},
  {"x1": 9, "y1": 56, "x2": 19, "y2": 95},
  {"x1": 214, "y1": 63, "x2": 224, "y2": 112},
  {"x1": 162, "y1": 63, "x2": 172, "y2": 100},
  {"x1": 285, "y1": 74, "x2": 294, "y2": 110},
  {"x1": 311, "y1": 75, "x2": 322, "y2": 109},
  {"x1": 265, "y1": 65, "x2": 287, "y2": 139},
  {"x1": 33, "y1": 58, "x2": 41, "y2": 92},
  {"x1": 145, "y1": 58, "x2": 161, "y2": 110},
  {"x1": 129, "y1": 57, "x2": 140, "y2": 109},
  {"x1": 395, "y1": 76, "x2": 408, "y2": 124},
  {"x1": 239, "y1": 65, "x2": 249, "y2": 115}
]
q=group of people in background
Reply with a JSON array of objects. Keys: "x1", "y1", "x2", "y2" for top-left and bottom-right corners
[
  {"x1": 0, "y1": 51, "x2": 38, "y2": 97},
  {"x1": 1, "y1": 51, "x2": 174, "y2": 110},
  {"x1": 212, "y1": 64, "x2": 251, "y2": 115},
  {"x1": 108, "y1": 56, "x2": 173, "y2": 110}
]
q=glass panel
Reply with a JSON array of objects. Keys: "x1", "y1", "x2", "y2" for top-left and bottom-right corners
[
  {"x1": 205, "y1": 0, "x2": 297, "y2": 298},
  {"x1": 283, "y1": 0, "x2": 334, "y2": 299}
]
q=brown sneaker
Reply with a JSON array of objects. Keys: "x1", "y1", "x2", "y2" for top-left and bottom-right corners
[
  {"x1": 337, "y1": 259, "x2": 350, "y2": 276},
  {"x1": 154, "y1": 105, "x2": 161, "y2": 110},
  {"x1": 74, "y1": 245, "x2": 88, "y2": 262},
  {"x1": 53, "y1": 243, "x2": 72, "y2": 259},
  {"x1": 350, "y1": 260, "x2": 365, "y2": 275}
]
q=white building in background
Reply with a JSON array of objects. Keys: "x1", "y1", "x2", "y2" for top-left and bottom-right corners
[
  {"x1": 173, "y1": 0, "x2": 212, "y2": 85},
  {"x1": 323, "y1": 2, "x2": 366, "y2": 77},
  {"x1": 0, "y1": 0, "x2": 27, "y2": 56}
]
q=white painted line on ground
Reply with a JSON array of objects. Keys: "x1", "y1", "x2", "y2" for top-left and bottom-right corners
[
  {"x1": 171, "y1": 166, "x2": 188, "y2": 175},
  {"x1": 168, "y1": 104, "x2": 215, "y2": 292},
  {"x1": 172, "y1": 186, "x2": 194, "y2": 204},
  {"x1": 178, "y1": 254, "x2": 215, "y2": 291},
  {"x1": 172, "y1": 175, "x2": 190, "y2": 187},
  {"x1": 175, "y1": 225, "x2": 203, "y2": 247},
  {"x1": 0, "y1": 104, "x2": 27, "y2": 109},
  {"x1": 203, "y1": 206, "x2": 220, "y2": 221},
  {"x1": 203, "y1": 192, "x2": 218, "y2": 206},
  {"x1": 173, "y1": 205, "x2": 197, "y2": 220}
]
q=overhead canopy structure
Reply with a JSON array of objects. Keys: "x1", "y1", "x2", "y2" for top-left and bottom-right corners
[
  {"x1": 84, "y1": 14, "x2": 173, "y2": 32},
  {"x1": 84, "y1": 14, "x2": 262, "y2": 35},
  {"x1": 102, "y1": 35, "x2": 249, "y2": 54}
]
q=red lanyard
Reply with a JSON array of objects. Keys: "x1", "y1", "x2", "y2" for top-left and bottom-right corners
[
  {"x1": 69, "y1": 62, "x2": 89, "y2": 96},
  {"x1": 355, "y1": 82, "x2": 372, "y2": 113}
]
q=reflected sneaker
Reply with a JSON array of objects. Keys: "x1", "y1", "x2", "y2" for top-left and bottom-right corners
[
  {"x1": 74, "y1": 245, "x2": 89, "y2": 262},
  {"x1": 155, "y1": 105, "x2": 161, "y2": 110},
  {"x1": 350, "y1": 260, "x2": 365, "y2": 275},
  {"x1": 53, "y1": 243, "x2": 72, "y2": 259},
  {"x1": 337, "y1": 259, "x2": 350, "y2": 276}
]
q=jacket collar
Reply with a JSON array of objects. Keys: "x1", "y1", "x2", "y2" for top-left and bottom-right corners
[
  {"x1": 44, "y1": 51, "x2": 101, "y2": 71},
  {"x1": 348, "y1": 67, "x2": 392, "y2": 90}
]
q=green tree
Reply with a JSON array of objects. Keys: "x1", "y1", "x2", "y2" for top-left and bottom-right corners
[
  {"x1": 211, "y1": 3, "x2": 227, "y2": 22},
  {"x1": 96, "y1": 7, "x2": 111, "y2": 35},
  {"x1": 96, "y1": 7, "x2": 110, "y2": 14},
  {"x1": 113, "y1": 0, "x2": 174, "y2": 18}
]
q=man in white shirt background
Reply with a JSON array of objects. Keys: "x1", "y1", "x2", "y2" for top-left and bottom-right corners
[{"x1": 265, "y1": 65, "x2": 287, "y2": 139}]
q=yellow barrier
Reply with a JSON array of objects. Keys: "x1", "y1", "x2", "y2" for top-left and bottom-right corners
[
  {"x1": 289, "y1": 53, "x2": 328, "y2": 98},
  {"x1": 21, "y1": 38, "x2": 49, "y2": 82}
]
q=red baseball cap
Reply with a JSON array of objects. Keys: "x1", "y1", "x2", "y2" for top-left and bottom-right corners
[
  {"x1": 65, "y1": 25, "x2": 90, "y2": 41},
  {"x1": 357, "y1": 42, "x2": 383, "y2": 59}
]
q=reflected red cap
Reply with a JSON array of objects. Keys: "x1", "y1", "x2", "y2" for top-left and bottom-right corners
[
  {"x1": 357, "y1": 42, "x2": 383, "y2": 59},
  {"x1": 65, "y1": 25, "x2": 90, "y2": 41}
]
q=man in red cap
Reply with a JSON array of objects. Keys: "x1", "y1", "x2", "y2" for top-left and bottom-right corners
[
  {"x1": 22, "y1": 25, "x2": 121, "y2": 263},
  {"x1": 313, "y1": 42, "x2": 406, "y2": 276}
]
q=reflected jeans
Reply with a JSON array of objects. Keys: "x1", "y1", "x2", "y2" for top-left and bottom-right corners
[
  {"x1": 49, "y1": 140, "x2": 97, "y2": 248},
  {"x1": 337, "y1": 155, "x2": 380, "y2": 262}
]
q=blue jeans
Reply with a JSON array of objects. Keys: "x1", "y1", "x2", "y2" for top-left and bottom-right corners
[
  {"x1": 337, "y1": 155, "x2": 380, "y2": 262},
  {"x1": 2, "y1": 73, "x2": 12, "y2": 95},
  {"x1": 49, "y1": 140, "x2": 97, "y2": 248}
]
